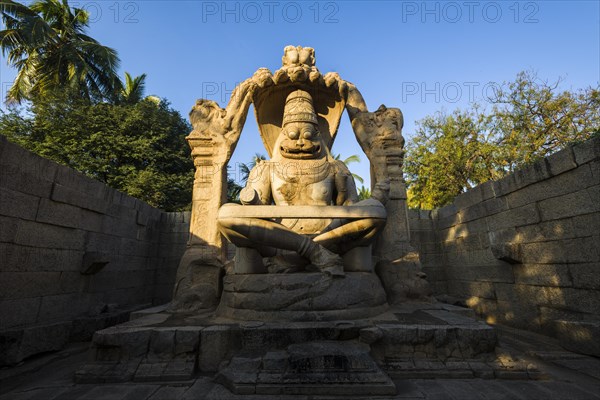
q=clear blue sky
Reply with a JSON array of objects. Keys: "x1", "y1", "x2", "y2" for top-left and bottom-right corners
[{"x1": 1, "y1": 0, "x2": 599, "y2": 187}]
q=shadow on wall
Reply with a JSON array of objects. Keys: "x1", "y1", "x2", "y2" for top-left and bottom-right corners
[
  {"x1": 169, "y1": 235, "x2": 226, "y2": 313},
  {"x1": 0, "y1": 135, "x2": 188, "y2": 365},
  {"x1": 409, "y1": 136, "x2": 600, "y2": 356}
]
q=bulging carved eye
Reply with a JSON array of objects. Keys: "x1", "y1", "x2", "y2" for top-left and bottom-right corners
[
  {"x1": 288, "y1": 130, "x2": 299, "y2": 140},
  {"x1": 302, "y1": 128, "x2": 314, "y2": 139}
]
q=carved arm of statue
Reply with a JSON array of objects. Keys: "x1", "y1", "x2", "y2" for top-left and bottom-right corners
[
  {"x1": 187, "y1": 76, "x2": 259, "y2": 165},
  {"x1": 333, "y1": 160, "x2": 359, "y2": 206},
  {"x1": 344, "y1": 81, "x2": 369, "y2": 120}
]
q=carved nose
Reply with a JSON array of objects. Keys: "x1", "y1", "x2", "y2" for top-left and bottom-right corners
[{"x1": 296, "y1": 138, "x2": 305, "y2": 147}]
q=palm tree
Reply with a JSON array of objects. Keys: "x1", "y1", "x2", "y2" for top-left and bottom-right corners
[
  {"x1": 358, "y1": 185, "x2": 371, "y2": 201},
  {"x1": 0, "y1": 0, "x2": 121, "y2": 103},
  {"x1": 119, "y1": 72, "x2": 160, "y2": 105},
  {"x1": 227, "y1": 153, "x2": 267, "y2": 203},
  {"x1": 227, "y1": 177, "x2": 243, "y2": 203},
  {"x1": 226, "y1": 153, "x2": 266, "y2": 203},
  {"x1": 239, "y1": 153, "x2": 267, "y2": 184},
  {"x1": 334, "y1": 153, "x2": 364, "y2": 184}
]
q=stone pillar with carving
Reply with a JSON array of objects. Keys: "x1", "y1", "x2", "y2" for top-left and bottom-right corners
[
  {"x1": 170, "y1": 82, "x2": 255, "y2": 312},
  {"x1": 348, "y1": 91, "x2": 433, "y2": 304}
]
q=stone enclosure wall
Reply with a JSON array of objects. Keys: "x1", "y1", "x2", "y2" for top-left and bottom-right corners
[
  {"x1": 409, "y1": 136, "x2": 599, "y2": 354},
  {"x1": 2, "y1": 133, "x2": 598, "y2": 363},
  {"x1": 0, "y1": 135, "x2": 185, "y2": 365}
]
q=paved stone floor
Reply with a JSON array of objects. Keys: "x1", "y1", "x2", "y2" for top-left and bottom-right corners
[{"x1": 1, "y1": 325, "x2": 599, "y2": 400}]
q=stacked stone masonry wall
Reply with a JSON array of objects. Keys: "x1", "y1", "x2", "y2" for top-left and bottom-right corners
[
  {"x1": 410, "y1": 136, "x2": 599, "y2": 341},
  {"x1": 0, "y1": 135, "x2": 186, "y2": 364}
]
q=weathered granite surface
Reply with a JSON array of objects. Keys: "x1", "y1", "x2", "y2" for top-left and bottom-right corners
[
  {"x1": 5, "y1": 324, "x2": 600, "y2": 400},
  {"x1": 76, "y1": 301, "x2": 498, "y2": 391},
  {"x1": 216, "y1": 341, "x2": 397, "y2": 395},
  {"x1": 217, "y1": 272, "x2": 388, "y2": 321}
]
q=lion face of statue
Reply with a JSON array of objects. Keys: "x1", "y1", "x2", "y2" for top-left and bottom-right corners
[
  {"x1": 277, "y1": 121, "x2": 326, "y2": 160},
  {"x1": 189, "y1": 99, "x2": 225, "y2": 135},
  {"x1": 374, "y1": 105, "x2": 404, "y2": 139}
]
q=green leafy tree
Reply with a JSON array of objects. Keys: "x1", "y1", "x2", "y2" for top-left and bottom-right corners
[
  {"x1": 490, "y1": 71, "x2": 600, "y2": 170},
  {"x1": 405, "y1": 71, "x2": 600, "y2": 209},
  {"x1": 0, "y1": 0, "x2": 121, "y2": 103},
  {"x1": 0, "y1": 92, "x2": 194, "y2": 210},
  {"x1": 405, "y1": 109, "x2": 502, "y2": 209}
]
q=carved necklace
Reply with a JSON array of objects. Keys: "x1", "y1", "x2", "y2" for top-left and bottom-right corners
[{"x1": 273, "y1": 158, "x2": 331, "y2": 184}]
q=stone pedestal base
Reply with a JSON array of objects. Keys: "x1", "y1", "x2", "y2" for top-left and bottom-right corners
[
  {"x1": 217, "y1": 341, "x2": 396, "y2": 395},
  {"x1": 75, "y1": 304, "x2": 510, "y2": 399},
  {"x1": 75, "y1": 302, "x2": 502, "y2": 393},
  {"x1": 217, "y1": 272, "x2": 389, "y2": 321}
]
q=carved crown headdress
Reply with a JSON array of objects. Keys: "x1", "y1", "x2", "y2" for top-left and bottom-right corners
[{"x1": 282, "y1": 90, "x2": 318, "y2": 126}]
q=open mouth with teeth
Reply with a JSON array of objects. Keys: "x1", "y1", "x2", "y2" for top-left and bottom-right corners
[{"x1": 280, "y1": 144, "x2": 322, "y2": 158}]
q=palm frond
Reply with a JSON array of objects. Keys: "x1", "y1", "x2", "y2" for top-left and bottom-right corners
[
  {"x1": 343, "y1": 154, "x2": 361, "y2": 165},
  {"x1": 1, "y1": 0, "x2": 120, "y2": 103},
  {"x1": 333, "y1": 153, "x2": 364, "y2": 184},
  {"x1": 352, "y1": 173, "x2": 364, "y2": 184}
]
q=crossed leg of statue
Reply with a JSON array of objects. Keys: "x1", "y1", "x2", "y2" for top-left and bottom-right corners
[
  {"x1": 218, "y1": 205, "x2": 385, "y2": 276},
  {"x1": 217, "y1": 215, "x2": 343, "y2": 275}
]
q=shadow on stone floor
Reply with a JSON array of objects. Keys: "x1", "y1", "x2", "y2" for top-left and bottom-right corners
[{"x1": 1, "y1": 324, "x2": 599, "y2": 400}]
